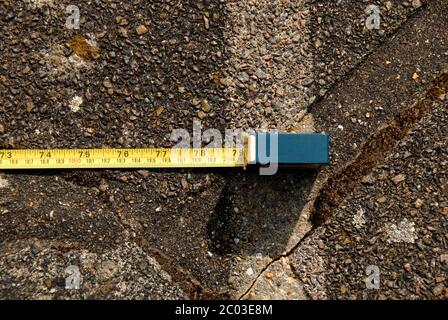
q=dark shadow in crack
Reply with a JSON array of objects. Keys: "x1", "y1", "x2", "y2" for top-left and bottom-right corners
[{"x1": 207, "y1": 168, "x2": 317, "y2": 257}]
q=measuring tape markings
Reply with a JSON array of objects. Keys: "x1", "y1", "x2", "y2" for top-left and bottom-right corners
[
  {"x1": 0, "y1": 134, "x2": 330, "y2": 169},
  {"x1": 0, "y1": 148, "x2": 246, "y2": 169}
]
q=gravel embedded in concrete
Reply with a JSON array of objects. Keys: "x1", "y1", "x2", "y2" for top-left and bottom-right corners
[{"x1": 0, "y1": 0, "x2": 445, "y2": 300}]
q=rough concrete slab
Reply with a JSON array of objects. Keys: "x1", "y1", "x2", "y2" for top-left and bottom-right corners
[
  {"x1": 0, "y1": 0, "x2": 442, "y2": 300},
  {"x1": 0, "y1": 173, "x2": 125, "y2": 249},
  {"x1": 291, "y1": 93, "x2": 447, "y2": 299},
  {"x1": 0, "y1": 240, "x2": 187, "y2": 299},
  {"x1": 242, "y1": 257, "x2": 307, "y2": 300},
  {"x1": 244, "y1": 0, "x2": 447, "y2": 298},
  {"x1": 309, "y1": 0, "x2": 448, "y2": 227},
  {"x1": 0, "y1": 173, "x2": 186, "y2": 299},
  {"x1": 307, "y1": 0, "x2": 427, "y2": 100}
]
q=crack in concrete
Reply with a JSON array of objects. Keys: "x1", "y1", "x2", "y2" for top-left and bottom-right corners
[
  {"x1": 110, "y1": 204, "x2": 224, "y2": 300},
  {"x1": 307, "y1": 3, "x2": 427, "y2": 114},
  {"x1": 239, "y1": 69, "x2": 448, "y2": 300},
  {"x1": 310, "y1": 70, "x2": 448, "y2": 228},
  {"x1": 238, "y1": 219, "x2": 316, "y2": 299}
]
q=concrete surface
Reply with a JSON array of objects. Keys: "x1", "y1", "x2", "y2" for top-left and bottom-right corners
[{"x1": 0, "y1": 0, "x2": 446, "y2": 299}]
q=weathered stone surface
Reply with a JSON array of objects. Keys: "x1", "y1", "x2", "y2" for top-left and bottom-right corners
[{"x1": 0, "y1": 0, "x2": 445, "y2": 300}]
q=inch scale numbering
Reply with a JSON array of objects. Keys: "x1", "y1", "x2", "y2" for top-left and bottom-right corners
[
  {"x1": 0, "y1": 133, "x2": 331, "y2": 170},
  {"x1": 0, "y1": 148, "x2": 246, "y2": 169}
]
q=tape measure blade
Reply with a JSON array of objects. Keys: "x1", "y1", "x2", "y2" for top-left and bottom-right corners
[{"x1": 0, "y1": 148, "x2": 245, "y2": 169}]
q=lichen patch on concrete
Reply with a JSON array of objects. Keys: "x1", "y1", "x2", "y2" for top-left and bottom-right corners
[
  {"x1": 68, "y1": 35, "x2": 100, "y2": 62},
  {"x1": 0, "y1": 176, "x2": 10, "y2": 189},
  {"x1": 69, "y1": 96, "x2": 83, "y2": 113},
  {"x1": 385, "y1": 218, "x2": 417, "y2": 244}
]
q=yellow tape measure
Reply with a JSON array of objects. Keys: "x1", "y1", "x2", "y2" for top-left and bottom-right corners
[{"x1": 0, "y1": 148, "x2": 246, "y2": 169}]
